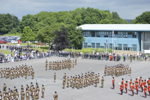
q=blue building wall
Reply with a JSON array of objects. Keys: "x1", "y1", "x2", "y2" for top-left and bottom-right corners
[{"x1": 82, "y1": 31, "x2": 141, "y2": 51}]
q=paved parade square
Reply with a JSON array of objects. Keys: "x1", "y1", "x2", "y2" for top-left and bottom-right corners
[{"x1": 0, "y1": 56, "x2": 150, "y2": 100}]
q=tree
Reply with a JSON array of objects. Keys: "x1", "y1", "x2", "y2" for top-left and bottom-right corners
[
  {"x1": 53, "y1": 25, "x2": 71, "y2": 50},
  {"x1": 20, "y1": 26, "x2": 36, "y2": 42},
  {"x1": 131, "y1": 11, "x2": 150, "y2": 24},
  {"x1": 68, "y1": 26, "x2": 85, "y2": 49},
  {"x1": 37, "y1": 23, "x2": 66, "y2": 44},
  {"x1": 99, "y1": 19, "x2": 111, "y2": 24}
]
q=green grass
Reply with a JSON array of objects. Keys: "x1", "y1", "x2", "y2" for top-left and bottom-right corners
[{"x1": 0, "y1": 50, "x2": 25, "y2": 56}]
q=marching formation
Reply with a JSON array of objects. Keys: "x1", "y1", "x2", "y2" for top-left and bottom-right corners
[
  {"x1": 104, "y1": 64, "x2": 131, "y2": 77},
  {"x1": 62, "y1": 72, "x2": 104, "y2": 89},
  {"x1": 0, "y1": 65, "x2": 35, "y2": 79},
  {"x1": 117, "y1": 77, "x2": 150, "y2": 98},
  {"x1": 0, "y1": 82, "x2": 45, "y2": 100},
  {"x1": 45, "y1": 58, "x2": 77, "y2": 71}
]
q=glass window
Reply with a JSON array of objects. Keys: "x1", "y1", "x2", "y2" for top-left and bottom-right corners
[
  {"x1": 83, "y1": 31, "x2": 88, "y2": 37},
  {"x1": 90, "y1": 31, "x2": 95, "y2": 37},
  {"x1": 96, "y1": 32, "x2": 100, "y2": 37},
  {"x1": 123, "y1": 44, "x2": 128, "y2": 50},
  {"x1": 96, "y1": 43, "x2": 100, "y2": 48},
  {"x1": 132, "y1": 44, "x2": 137, "y2": 51},
  {"x1": 118, "y1": 44, "x2": 122, "y2": 50},
  {"x1": 123, "y1": 32, "x2": 128, "y2": 38},
  {"x1": 104, "y1": 32, "x2": 108, "y2": 37},
  {"x1": 91, "y1": 43, "x2": 95, "y2": 48},
  {"x1": 109, "y1": 43, "x2": 112, "y2": 49},
  {"x1": 84, "y1": 43, "x2": 87, "y2": 48},
  {"x1": 118, "y1": 32, "x2": 122, "y2": 38},
  {"x1": 128, "y1": 32, "x2": 132, "y2": 38},
  {"x1": 109, "y1": 32, "x2": 112, "y2": 37},
  {"x1": 132, "y1": 32, "x2": 137, "y2": 38},
  {"x1": 100, "y1": 46, "x2": 104, "y2": 49}
]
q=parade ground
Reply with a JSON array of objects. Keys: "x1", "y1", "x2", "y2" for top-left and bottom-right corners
[{"x1": 0, "y1": 56, "x2": 150, "y2": 100}]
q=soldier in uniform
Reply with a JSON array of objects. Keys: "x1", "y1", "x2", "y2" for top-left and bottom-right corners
[
  {"x1": 112, "y1": 77, "x2": 115, "y2": 89},
  {"x1": 31, "y1": 70, "x2": 34, "y2": 79},
  {"x1": 21, "y1": 90, "x2": 25, "y2": 100},
  {"x1": 67, "y1": 77, "x2": 70, "y2": 88},
  {"x1": 130, "y1": 54, "x2": 132, "y2": 62},
  {"x1": 75, "y1": 58, "x2": 77, "y2": 65},
  {"x1": 95, "y1": 75, "x2": 98, "y2": 87},
  {"x1": 35, "y1": 90, "x2": 38, "y2": 100},
  {"x1": 15, "y1": 89, "x2": 19, "y2": 100},
  {"x1": 70, "y1": 76, "x2": 73, "y2": 87},
  {"x1": 0, "y1": 91, "x2": 2, "y2": 100},
  {"x1": 101, "y1": 77, "x2": 104, "y2": 88},
  {"x1": 63, "y1": 77, "x2": 65, "y2": 89},
  {"x1": 3, "y1": 83, "x2": 7, "y2": 91},
  {"x1": 49, "y1": 61, "x2": 52, "y2": 70},
  {"x1": 26, "y1": 88, "x2": 30, "y2": 100},
  {"x1": 0, "y1": 68, "x2": 3, "y2": 78},
  {"x1": 41, "y1": 85, "x2": 45, "y2": 98},
  {"x1": 53, "y1": 91, "x2": 58, "y2": 100},
  {"x1": 45, "y1": 59, "x2": 48, "y2": 70},
  {"x1": 54, "y1": 73, "x2": 56, "y2": 83}
]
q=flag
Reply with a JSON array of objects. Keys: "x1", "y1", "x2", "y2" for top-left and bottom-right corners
[
  {"x1": 106, "y1": 38, "x2": 108, "y2": 44},
  {"x1": 113, "y1": 30, "x2": 115, "y2": 37}
]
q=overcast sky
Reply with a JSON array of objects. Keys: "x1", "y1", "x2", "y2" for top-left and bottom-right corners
[{"x1": 0, "y1": 0, "x2": 149, "y2": 20}]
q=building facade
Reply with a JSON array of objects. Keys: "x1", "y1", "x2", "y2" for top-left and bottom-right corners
[{"x1": 78, "y1": 24, "x2": 150, "y2": 53}]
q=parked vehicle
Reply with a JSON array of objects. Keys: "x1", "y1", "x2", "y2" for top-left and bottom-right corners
[
  {"x1": 0, "y1": 39, "x2": 7, "y2": 44},
  {"x1": 11, "y1": 40, "x2": 18, "y2": 44},
  {"x1": 18, "y1": 40, "x2": 22, "y2": 43}
]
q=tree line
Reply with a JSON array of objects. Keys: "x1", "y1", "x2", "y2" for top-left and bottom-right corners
[{"x1": 0, "y1": 7, "x2": 150, "y2": 49}]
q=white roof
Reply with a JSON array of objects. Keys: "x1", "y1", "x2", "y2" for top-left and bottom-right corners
[{"x1": 77, "y1": 24, "x2": 150, "y2": 31}]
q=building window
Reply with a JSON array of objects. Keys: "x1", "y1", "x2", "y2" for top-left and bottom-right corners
[
  {"x1": 123, "y1": 44, "x2": 128, "y2": 50},
  {"x1": 100, "y1": 46, "x2": 104, "y2": 49},
  {"x1": 128, "y1": 32, "x2": 132, "y2": 38},
  {"x1": 96, "y1": 32, "x2": 100, "y2": 37},
  {"x1": 84, "y1": 43, "x2": 87, "y2": 48},
  {"x1": 104, "y1": 32, "x2": 108, "y2": 37},
  {"x1": 109, "y1": 43, "x2": 112, "y2": 49},
  {"x1": 109, "y1": 32, "x2": 112, "y2": 37},
  {"x1": 123, "y1": 32, "x2": 128, "y2": 38},
  {"x1": 118, "y1": 44, "x2": 122, "y2": 50},
  {"x1": 132, "y1": 32, "x2": 137, "y2": 38},
  {"x1": 96, "y1": 43, "x2": 100, "y2": 48},
  {"x1": 91, "y1": 43, "x2": 95, "y2": 48},
  {"x1": 132, "y1": 44, "x2": 137, "y2": 51},
  {"x1": 90, "y1": 31, "x2": 95, "y2": 37},
  {"x1": 118, "y1": 32, "x2": 122, "y2": 38},
  {"x1": 83, "y1": 31, "x2": 88, "y2": 37},
  {"x1": 114, "y1": 31, "x2": 118, "y2": 37}
]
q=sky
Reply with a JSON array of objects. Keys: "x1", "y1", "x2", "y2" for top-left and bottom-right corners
[{"x1": 0, "y1": 0, "x2": 150, "y2": 20}]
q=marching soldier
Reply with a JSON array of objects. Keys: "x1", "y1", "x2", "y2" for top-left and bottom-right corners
[
  {"x1": 130, "y1": 54, "x2": 132, "y2": 62},
  {"x1": 0, "y1": 91, "x2": 2, "y2": 100},
  {"x1": 45, "y1": 59, "x2": 48, "y2": 70},
  {"x1": 15, "y1": 89, "x2": 19, "y2": 100},
  {"x1": 148, "y1": 84, "x2": 150, "y2": 96},
  {"x1": 125, "y1": 81, "x2": 128, "y2": 93},
  {"x1": 0, "y1": 68, "x2": 3, "y2": 78},
  {"x1": 35, "y1": 90, "x2": 38, "y2": 100},
  {"x1": 67, "y1": 77, "x2": 70, "y2": 88},
  {"x1": 36, "y1": 86, "x2": 40, "y2": 99},
  {"x1": 26, "y1": 88, "x2": 30, "y2": 100},
  {"x1": 49, "y1": 62, "x2": 52, "y2": 70},
  {"x1": 120, "y1": 82, "x2": 124, "y2": 95},
  {"x1": 131, "y1": 83, "x2": 135, "y2": 96},
  {"x1": 31, "y1": 70, "x2": 34, "y2": 79},
  {"x1": 53, "y1": 91, "x2": 58, "y2": 100},
  {"x1": 21, "y1": 90, "x2": 25, "y2": 100},
  {"x1": 136, "y1": 82, "x2": 139, "y2": 94},
  {"x1": 101, "y1": 77, "x2": 104, "y2": 88},
  {"x1": 75, "y1": 58, "x2": 77, "y2": 65},
  {"x1": 41, "y1": 85, "x2": 45, "y2": 98},
  {"x1": 3, "y1": 83, "x2": 7, "y2": 91},
  {"x1": 63, "y1": 77, "x2": 65, "y2": 89},
  {"x1": 54, "y1": 73, "x2": 56, "y2": 83},
  {"x1": 70, "y1": 76, "x2": 73, "y2": 87},
  {"x1": 95, "y1": 75, "x2": 98, "y2": 87},
  {"x1": 144, "y1": 86, "x2": 147, "y2": 98},
  {"x1": 112, "y1": 77, "x2": 115, "y2": 89}
]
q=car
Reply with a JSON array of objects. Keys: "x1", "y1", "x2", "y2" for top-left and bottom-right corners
[
  {"x1": 0, "y1": 39, "x2": 7, "y2": 44},
  {"x1": 11, "y1": 40, "x2": 18, "y2": 44},
  {"x1": 18, "y1": 40, "x2": 22, "y2": 43}
]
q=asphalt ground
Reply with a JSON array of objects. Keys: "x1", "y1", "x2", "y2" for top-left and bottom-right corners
[{"x1": 0, "y1": 56, "x2": 150, "y2": 100}]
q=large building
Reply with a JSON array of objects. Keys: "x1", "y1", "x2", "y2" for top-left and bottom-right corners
[{"x1": 78, "y1": 24, "x2": 150, "y2": 54}]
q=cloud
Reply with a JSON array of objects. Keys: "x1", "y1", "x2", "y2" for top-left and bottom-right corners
[{"x1": 0, "y1": 0, "x2": 149, "y2": 20}]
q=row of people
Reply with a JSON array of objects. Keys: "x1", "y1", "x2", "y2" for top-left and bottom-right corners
[
  {"x1": 0, "y1": 65, "x2": 34, "y2": 79},
  {"x1": 0, "y1": 82, "x2": 45, "y2": 100},
  {"x1": 118, "y1": 77, "x2": 150, "y2": 98},
  {"x1": 104, "y1": 64, "x2": 131, "y2": 77},
  {"x1": 45, "y1": 58, "x2": 77, "y2": 71},
  {"x1": 61, "y1": 72, "x2": 104, "y2": 89}
]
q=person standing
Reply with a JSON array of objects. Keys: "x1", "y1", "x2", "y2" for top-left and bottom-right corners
[
  {"x1": 144, "y1": 86, "x2": 147, "y2": 98},
  {"x1": 41, "y1": 85, "x2": 45, "y2": 98},
  {"x1": 54, "y1": 73, "x2": 56, "y2": 83},
  {"x1": 131, "y1": 83, "x2": 135, "y2": 96},
  {"x1": 125, "y1": 81, "x2": 128, "y2": 93},
  {"x1": 112, "y1": 77, "x2": 115, "y2": 89},
  {"x1": 101, "y1": 77, "x2": 104, "y2": 88},
  {"x1": 148, "y1": 84, "x2": 150, "y2": 96},
  {"x1": 120, "y1": 83, "x2": 123, "y2": 95},
  {"x1": 135, "y1": 82, "x2": 139, "y2": 94},
  {"x1": 53, "y1": 91, "x2": 58, "y2": 100}
]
